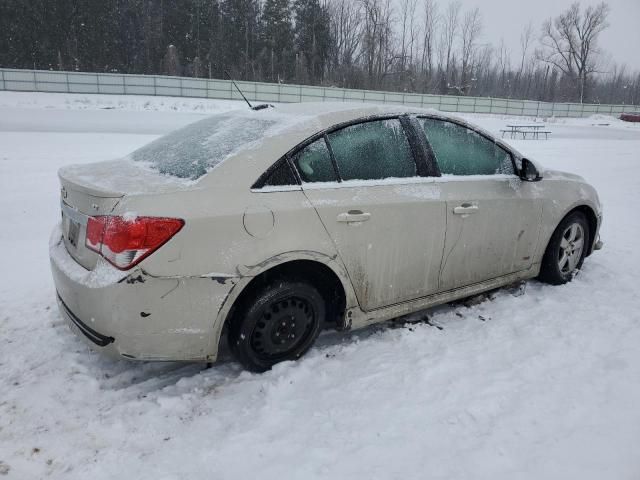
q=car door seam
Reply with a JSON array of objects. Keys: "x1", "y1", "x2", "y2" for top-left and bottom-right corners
[
  {"x1": 438, "y1": 210, "x2": 463, "y2": 287},
  {"x1": 299, "y1": 187, "x2": 359, "y2": 304}
]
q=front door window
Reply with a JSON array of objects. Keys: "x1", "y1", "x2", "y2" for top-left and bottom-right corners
[{"x1": 419, "y1": 118, "x2": 514, "y2": 176}]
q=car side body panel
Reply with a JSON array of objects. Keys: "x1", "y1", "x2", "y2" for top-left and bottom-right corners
[
  {"x1": 303, "y1": 179, "x2": 446, "y2": 311},
  {"x1": 350, "y1": 265, "x2": 540, "y2": 329},
  {"x1": 437, "y1": 176, "x2": 544, "y2": 290},
  {"x1": 535, "y1": 170, "x2": 603, "y2": 259},
  {"x1": 50, "y1": 226, "x2": 228, "y2": 361},
  {"x1": 113, "y1": 185, "x2": 339, "y2": 279}
]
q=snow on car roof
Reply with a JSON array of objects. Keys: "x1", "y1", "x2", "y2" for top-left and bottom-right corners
[{"x1": 274, "y1": 101, "x2": 447, "y2": 127}]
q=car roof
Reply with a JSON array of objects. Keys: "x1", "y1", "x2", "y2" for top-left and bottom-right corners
[
  {"x1": 250, "y1": 101, "x2": 450, "y2": 132},
  {"x1": 196, "y1": 102, "x2": 518, "y2": 188}
]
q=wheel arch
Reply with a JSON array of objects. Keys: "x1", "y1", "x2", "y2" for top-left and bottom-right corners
[
  {"x1": 542, "y1": 204, "x2": 599, "y2": 261},
  {"x1": 211, "y1": 252, "x2": 357, "y2": 359},
  {"x1": 564, "y1": 205, "x2": 599, "y2": 256}
]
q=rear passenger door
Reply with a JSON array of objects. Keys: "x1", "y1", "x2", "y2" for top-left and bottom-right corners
[
  {"x1": 297, "y1": 117, "x2": 446, "y2": 311},
  {"x1": 417, "y1": 117, "x2": 543, "y2": 291}
]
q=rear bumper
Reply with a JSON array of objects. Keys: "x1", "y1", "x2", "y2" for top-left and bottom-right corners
[
  {"x1": 49, "y1": 225, "x2": 235, "y2": 361},
  {"x1": 57, "y1": 293, "x2": 115, "y2": 347}
]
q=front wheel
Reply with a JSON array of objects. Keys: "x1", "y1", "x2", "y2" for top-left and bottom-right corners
[
  {"x1": 228, "y1": 279, "x2": 325, "y2": 372},
  {"x1": 538, "y1": 212, "x2": 590, "y2": 285}
]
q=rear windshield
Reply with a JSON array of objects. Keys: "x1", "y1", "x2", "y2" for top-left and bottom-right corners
[{"x1": 130, "y1": 113, "x2": 279, "y2": 179}]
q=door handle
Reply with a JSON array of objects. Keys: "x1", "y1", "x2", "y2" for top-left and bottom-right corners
[
  {"x1": 337, "y1": 210, "x2": 371, "y2": 223},
  {"x1": 453, "y1": 204, "x2": 479, "y2": 215}
]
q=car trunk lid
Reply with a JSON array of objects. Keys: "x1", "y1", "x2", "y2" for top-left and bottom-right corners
[
  {"x1": 58, "y1": 159, "x2": 192, "y2": 270},
  {"x1": 59, "y1": 177, "x2": 123, "y2": 271}
]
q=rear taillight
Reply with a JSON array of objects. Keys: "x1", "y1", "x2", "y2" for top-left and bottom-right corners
[{"x1": 85, "y1": 216, "x2": 184, "y2": 270}]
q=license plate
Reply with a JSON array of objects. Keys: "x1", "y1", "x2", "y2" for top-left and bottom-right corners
[{"x1": 68, "y1": 219, "x2": 80, "y2": 247}]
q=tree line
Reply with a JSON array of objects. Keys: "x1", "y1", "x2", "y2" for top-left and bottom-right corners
[{"x1": 1, "y1": 0, "x2": 638, "y2": 105}]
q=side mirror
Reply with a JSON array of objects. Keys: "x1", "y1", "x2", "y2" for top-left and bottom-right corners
[{"x1": 520, "y1": 158, "x2": 542, "y2": 182}]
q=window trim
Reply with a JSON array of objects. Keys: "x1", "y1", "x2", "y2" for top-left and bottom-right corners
[
  {"x1": 416, "y1": 115, "x2": 518, "y2": 176},
  {"x1": 405, "y1": 116, "x2": 441, "y2": 177},
  {"x1": 252, "y1": 113, "x2": 461, "y2": 190},
  {"x1": 323, "y1": 133, "x2": 342, "y2": 182},
  {"x1": 251, "y1": 156, "x2": 301, "y2": 190},
  {"x1": 291, "y1": 135, "x2": 340, "y2": 184}
]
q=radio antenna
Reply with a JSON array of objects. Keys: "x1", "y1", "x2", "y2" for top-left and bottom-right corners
[
  {"x1": 223, "y1": 70, "x2": 272, "y2": 111},
  {"x1": 224, "y1": 70, "x2": 254, "y2": 110}
]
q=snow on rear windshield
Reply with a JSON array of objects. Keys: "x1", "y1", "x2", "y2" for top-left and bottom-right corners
[{"x1": 130, "y1": 113, "x2": 279, "y2": 179}]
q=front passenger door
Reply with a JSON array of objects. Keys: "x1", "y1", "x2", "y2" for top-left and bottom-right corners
[{"x1": 418, "y1": 117, "x2": 543, "y2": 291}]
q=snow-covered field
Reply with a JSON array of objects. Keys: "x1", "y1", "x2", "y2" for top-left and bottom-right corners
[{"x1": 1, "y1": 92, "x2": 639, "y2": 480}]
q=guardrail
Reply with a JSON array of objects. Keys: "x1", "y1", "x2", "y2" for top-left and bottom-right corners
[{"x1": 1, "y1": 68, "x2": 637, "y2": 118}]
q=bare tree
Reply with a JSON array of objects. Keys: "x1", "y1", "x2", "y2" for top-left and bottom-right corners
[
  {"x1": 398, "y1": 0, "x2": 419, "y2": 89},
  {"x1": 419, "y1": 0, "x2": 439, "y2": 83},
  {"x1": 328, "y1": 0, "x2": 363, "y2": 85},
  {"x1": 607, "y1": 62, "x2": 626, "y2": 102},
  {"x1": 408, "y1": 1, "x2": 419, "y2": 72},
  {"x1": 518, "y1": 21, "x2": 534, "y2": 79},
  {"x1": 538, "y1": 2, "x2": 610, "y2": 102},
  {"x1": 399, "y1": 0, "x2": 416, "y2": 68},
  {"x1": 496, "y1": 38, "x2": 511, "y2": 96},
  {"x1": 361, "y1": 0, "x2": 395, "y2": 88},
  {"x1": 361, "y1": 0, "x2": 382, "y2": 84},
  {"x1": 459, "y1": 7, "x2": 481, "y2": 90},
  {"x1": 437, "y1": 0, "x2": 460, "y2": 89}
]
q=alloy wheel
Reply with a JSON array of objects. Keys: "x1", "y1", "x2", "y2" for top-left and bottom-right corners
[{"x1": 558, "y1": 223, "x2": 585, "y2": 274}]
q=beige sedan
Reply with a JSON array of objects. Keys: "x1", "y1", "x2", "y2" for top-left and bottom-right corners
[{"x1": 50, "y1": 103, "x2": 603, "y2": 371}]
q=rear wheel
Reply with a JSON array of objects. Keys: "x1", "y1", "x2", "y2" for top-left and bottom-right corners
[
  {"x1": 539, "y1": 212, "x2": 590, "y2": 285},
  {"x1": 228, "y1": 279, "x2": 324, "y2": 372}
]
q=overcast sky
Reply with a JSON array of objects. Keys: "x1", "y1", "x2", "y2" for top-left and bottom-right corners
[{"x1": 449, "y1": 0, "x2": 640, "y2": 72}]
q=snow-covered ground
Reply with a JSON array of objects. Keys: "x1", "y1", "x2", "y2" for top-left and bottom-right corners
[{"x1": 1, "y1": 92, "x2": 639, "y2": 480}]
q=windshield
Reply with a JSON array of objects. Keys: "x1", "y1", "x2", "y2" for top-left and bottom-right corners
[{"x1": 130, "y1": 113, "x2": 279, "y2": 179}]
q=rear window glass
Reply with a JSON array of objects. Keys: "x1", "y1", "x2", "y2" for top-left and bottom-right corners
[{"x1": 130, "y1": 114, "x2": 278, "y2": 179}]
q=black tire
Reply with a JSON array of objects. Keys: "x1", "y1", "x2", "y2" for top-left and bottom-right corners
[
  {"x1": 227, "y1": 279, "x2": 325, "y2": 372},
  {"x1": 538, "y1": 211, "x2": 590, "y2": 285}
]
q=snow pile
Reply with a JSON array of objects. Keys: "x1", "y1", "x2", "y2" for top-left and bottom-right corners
[{"x1": 0, "y1": 93, "x2": 639, "y2": 480}]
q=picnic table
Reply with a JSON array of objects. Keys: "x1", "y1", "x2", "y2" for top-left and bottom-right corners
[{"x1": 500, "y1": 124, "x2": 551, "y2": 140}]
